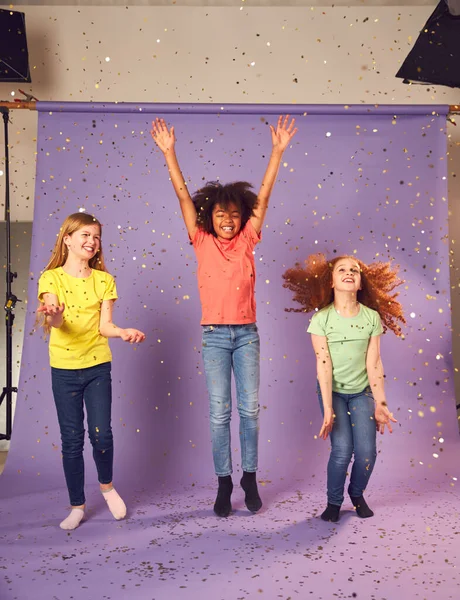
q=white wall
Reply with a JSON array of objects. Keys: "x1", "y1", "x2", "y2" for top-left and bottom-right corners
[
  {"x1": 1, "y1": 4, "x2": 459, "y2": 448},
  {"x1": 1, "y1": 4, "x2": 458, "y2": 223}
]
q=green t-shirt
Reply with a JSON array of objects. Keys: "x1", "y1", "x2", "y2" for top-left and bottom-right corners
[{"x1": 307, "y1": 303, "x2": 383, "y2": 394}]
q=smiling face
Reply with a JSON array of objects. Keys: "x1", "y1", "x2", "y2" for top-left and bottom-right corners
[
  {"x1": 64, "y1": 224, "x2": 101, "y2": 262},
  {"x1": 212, "y1": 202, "x2": 242, "y2": 241},
  {"x1": 332, "y1": 257, "x2": 362, "y2": 293}
]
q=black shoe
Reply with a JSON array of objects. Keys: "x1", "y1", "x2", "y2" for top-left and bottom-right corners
[
  {"x1": 349, "y1": 494, "x2": 374, "y2": 518},
  {"x1": 213, "y1": 476, "x2": 233, "y2": 517},
  {"x1": 320, "y1": 503, "x2": 341, "y2": 522},
  {"x1": 240, "y1": 472, "x2": 262, "y2": 513}
]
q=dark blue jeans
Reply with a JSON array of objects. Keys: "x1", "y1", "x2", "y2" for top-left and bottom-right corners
[
  {"x1": 318, "y1": 385, "x2": 377, "y2": 506},
  {"x1": 51, "y1": 362, "x2": 113, "y2": 506}
]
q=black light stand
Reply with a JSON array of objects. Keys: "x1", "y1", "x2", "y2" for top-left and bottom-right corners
[{"x1": 0, "y1": 106, "x2": 20, "y2": 441}]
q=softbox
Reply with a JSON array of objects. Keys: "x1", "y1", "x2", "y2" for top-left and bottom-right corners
[
  {"x1": 0, "y1": 8, "x2": 31, "y2": 83},
  {"x1": 396, "y1": 0, "x2": 460, "y2": 88}
]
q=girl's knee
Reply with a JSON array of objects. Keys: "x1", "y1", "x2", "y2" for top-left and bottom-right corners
[
  {"x1": 61, "y1": 428, "x2": 85, "y2": 454},
  {"x1": 352, "y1": 437, "x2": 376, "y2": 463},
  {"x1": 354, "y1": 448, "x2": 377, "y2": 464},
  {"x1": 236, "y1": 389, "x2": 259, "y2": 419},
  {"x1": 237, "y1": 402, "x2": 259, "y2": 420},
  {"x1": 330, "y1": 446, "x2": 353, "y2": 465},
  {"x1": 210, "y1": 405, "x2": 232, "y2": 425},
  {"x1": 89, "y1": 428, "x2": 113, "y2": 451}
]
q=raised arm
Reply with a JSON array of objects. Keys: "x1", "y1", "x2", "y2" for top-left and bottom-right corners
[
  {"x1": 311, "y1": 334, "x2": 334, "y2": 440},
  {"x1": 151, "y1": 118, "x2": 198, "y2": 240},
  {"x1": 250, "y1": 115, "x2": 298, "y2": 234},
  {"x1": 366, "y1": 335, "x2": 397, "y2": 434}
]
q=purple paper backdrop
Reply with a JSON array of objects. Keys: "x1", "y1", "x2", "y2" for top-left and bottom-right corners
[
  {"x1": 1, "y1": 103, "x2": 457, "y2": 496},
  {"x1": 1, "y1": 103, "x2": 459, "y2": 600}
]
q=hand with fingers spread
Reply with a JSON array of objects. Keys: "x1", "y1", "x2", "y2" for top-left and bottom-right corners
[
  {"x1": 37, "y1": 302, "x2": 65, "y2": 328},
  {"x1": 269, "y1": 115, "x2": 298, "y2": 153},
  {"x1": 319, "y1": 407, "x2": 334, "y2": 440},
  {"x1": 151, "y1": 118, "x2": 176, "y2": 155},
  {"x1": 37, "y1": 302, "x2": 65, "y2": 318},
  {"x1": 374, "y1": 403, "x2": 397, "y2": 435},
  {"x1": 119, "y1": 328, "x2": 146, "y2": 344}
]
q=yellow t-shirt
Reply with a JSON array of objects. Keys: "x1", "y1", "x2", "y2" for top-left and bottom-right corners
[{"x1": 38, "y1": 267, "x2": 118, "y2": 369}]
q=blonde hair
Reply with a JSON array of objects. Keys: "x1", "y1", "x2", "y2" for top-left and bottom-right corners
[
  {"x1": 38, "y1": 212, "x2": 108, "y2": 333},
  {"x1": 44, "y1": 212, "x2": 108, "y2": 272}
]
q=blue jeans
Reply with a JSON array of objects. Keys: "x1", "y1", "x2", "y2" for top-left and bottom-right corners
[
  {"x1": 51, "y1": 362, "x2": 113, "y2": 506},
  {"x1": 202, "y1": 324, "x2": 260, "y2": 477},
  {"x1": 318, "y1": 385, "x2": 377, "y2": 506}
]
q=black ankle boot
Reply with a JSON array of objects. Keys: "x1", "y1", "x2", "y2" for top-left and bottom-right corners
[
  {"x1": 349, "y1": 494, "x2": 374, "y2": 518},
  {"x1": 214, "y1": 476, "x2": 233, "y2": 517},
  {"x1": 320, "y1": 503, "x2": 341, "y2": 522},
  {"x1": 240, "y1": 471, "x2": 262, "y2": 513}
]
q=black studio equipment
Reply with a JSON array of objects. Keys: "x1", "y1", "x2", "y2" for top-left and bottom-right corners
[
  {"x1": 0, "y1": 8, "x2": 31, "y2": 83},
  {"x1": 446, "y1": 0, "x2": 460, "y2": 16},
  {"x1": 0, "y1": 8, "x2": 31, "y2": 441},
  {"x1": 396, "y1": 0, "x2": 460, "y2": 88}
]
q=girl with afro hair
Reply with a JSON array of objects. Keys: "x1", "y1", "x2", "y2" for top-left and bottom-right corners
[
  {"x1": 151, "y1": 115, "x2": 297, "y2": 518},
  {"x1": 283, "y1": 253, "x2": 405, "y2": 522}
]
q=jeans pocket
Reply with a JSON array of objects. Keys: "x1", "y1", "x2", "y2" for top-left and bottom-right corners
[
  {"x1": 363, "y1": 386, "x2": 374, "y2": 399},
  {"x1": 202, "y1": 325, "x2": 215, "y2": 334}
]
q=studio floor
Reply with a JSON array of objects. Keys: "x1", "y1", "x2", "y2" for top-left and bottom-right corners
[{"x1": 1, "y1": 475, "x2": 458, "y2": 600}]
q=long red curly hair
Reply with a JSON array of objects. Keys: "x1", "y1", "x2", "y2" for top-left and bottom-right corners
[{"x1": 282, "y1": 253, "x2": 406, "y2": 335}]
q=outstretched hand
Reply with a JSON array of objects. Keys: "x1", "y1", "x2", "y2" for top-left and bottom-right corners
[
  {"x1": 120, "y1": 328, "x2": 146, "y2": 344},
  {"x1": 374, "y1": 403, "x2": 397, "y2": 434},
  {"x1": 37, "y1": 302, "x2": 65, "y2": 318},
  {"x1": 151, "y1": 118, "x2": 175, "y2": 154},
  {"x1": 270, "y1": 115, "x2": 298, "y2": 153}
]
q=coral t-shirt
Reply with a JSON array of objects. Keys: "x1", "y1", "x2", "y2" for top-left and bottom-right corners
[{"x1": 192, "y1": 220, "x2": 261, "y2": 325}]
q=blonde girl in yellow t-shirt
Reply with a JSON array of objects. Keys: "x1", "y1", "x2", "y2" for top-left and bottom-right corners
[{"x1": 37, "y1": 212, "x2": 145, "y2": 530}]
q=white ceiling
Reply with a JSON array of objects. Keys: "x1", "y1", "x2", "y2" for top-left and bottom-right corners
[{"x1": 4, "y1": 1, "x2": 440, "y2": 6}]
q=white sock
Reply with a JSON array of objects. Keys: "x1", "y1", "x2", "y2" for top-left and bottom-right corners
[
  {"x1": 59, "y1": 508, "x2": 85, "y2": 530},
  {"x1": 101, "y1": 487, "x2": 126, "y2": 520}
]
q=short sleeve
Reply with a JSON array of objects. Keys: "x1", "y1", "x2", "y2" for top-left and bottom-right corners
[
  {"x1": 38, "y1": 271, "x2": 58, "y2": 302},
  {"x1": 102, "y1": 274, "x2": 118, "y2": 301},
  {"x1": 307, "y1": 311, "x2": 326, "y2": 336},
  {"x1": 371, "y1": 312, "x2": 384, "y2": 336},
  {"x1": 242, "y1": 219, "x2": 261, "y2": 248},
  {"x1": 191, "y1": 227, "x2": 207, "y2": 249}
]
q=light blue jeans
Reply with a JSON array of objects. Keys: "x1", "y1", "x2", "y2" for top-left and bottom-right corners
[
  {"x1": 202, "y1": 324, "x2": 260, "y2": 477},
  {"x1": 318, "y1": 384, "x2": 377, "y2": 506}
]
